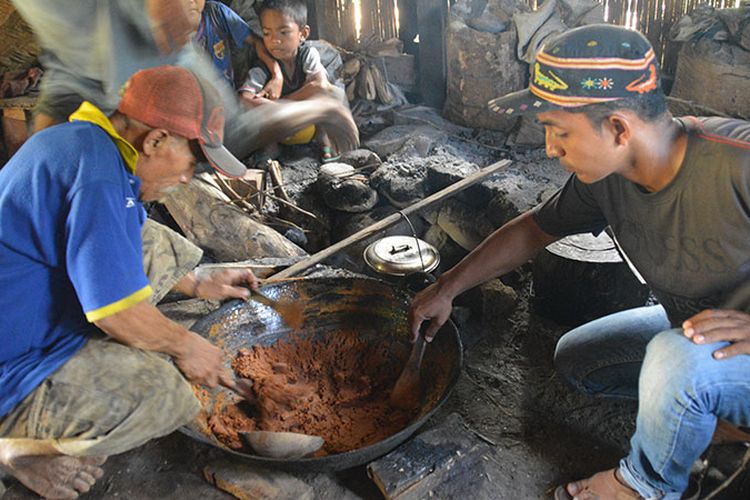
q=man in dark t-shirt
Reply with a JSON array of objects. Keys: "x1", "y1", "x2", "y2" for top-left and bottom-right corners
[{"x1": 408, "y1": 24, "x2": 750, "y2": 499}]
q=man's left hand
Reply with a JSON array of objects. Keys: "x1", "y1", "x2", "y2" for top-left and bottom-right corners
[
  {"x1": 261, "y1": 76, "x2": 283, "y2": 100},
  {"x1": 683, "y1": 309, "x2": 750, "y2": 359},
  {"x1": 193, "y1": 269, "x2": 258, "y2": 301}
]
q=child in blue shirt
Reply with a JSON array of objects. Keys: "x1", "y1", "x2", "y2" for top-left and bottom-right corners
[
  {"x1": 188, "y1": 0, "x2": 282, "y2": 98},
  {"x1": 238, "y1": 0, "x2": 349, "y2": 163}
]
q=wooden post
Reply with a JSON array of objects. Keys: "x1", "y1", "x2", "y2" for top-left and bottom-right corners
[
  {"x1": 416, "y1": 0, "x2": 448, "y2": 109},
  {"x1": 397, "y1": 0, "x2": 419, "y2": 55}
]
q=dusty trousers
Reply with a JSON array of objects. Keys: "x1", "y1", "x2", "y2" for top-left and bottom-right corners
[{"x1": 0, "y1": 219, "x2": 203, "y2": 458}]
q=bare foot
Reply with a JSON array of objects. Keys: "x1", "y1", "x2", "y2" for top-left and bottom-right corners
[
  {"x1": 0, "y1": 455, "x2": 106, "y2": 498},
  {"x1": 554, "y1": 468, "x2": 642, "y2": 499}
]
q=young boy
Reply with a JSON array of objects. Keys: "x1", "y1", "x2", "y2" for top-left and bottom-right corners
[
  {"x1": 409, "y1": 24, "x2": 750, "y2": 500},
  {"x1": 187, "y1": 0, "x2": 283, "y2": 98},
  {"x1": 238, "y1": 0, "x2": 344, "y2": 163}
]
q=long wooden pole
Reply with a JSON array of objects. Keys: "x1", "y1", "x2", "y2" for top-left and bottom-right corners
[{"x1": 271, "y1": 158, "x2": 513, "y2": 279}]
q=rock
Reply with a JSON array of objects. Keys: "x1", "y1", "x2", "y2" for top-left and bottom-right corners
[
  {"x1": 423, "y1": 223, "x2": 469, "y2": 272},
  {"x1": 467, "y1": 154, "x2": 568, "y2": 221},
  {"x1": 339, "y1": 148, "x2": 382, "y2": 170},
  {"x1": 443, "y1": 11, "x2": 527, "y2": 132},
  {"x1": 316, "y1": 163, "x2": 378, "y2": 213},
  {"x1": 363, "y1": 125, "x2": 449, "y2": 159},
  {"x1": 479, "y1": 278, "x2": 518, "y2": 324},
  {"x1": 370, "y1": 160, "x2": 428, "y2": 208},
  {"x1": 423, "y1": 223, "x2": 451, "y2": 250},
  {"x1": 389, "y1": 106, "x2": 471, "y2": 136},
  {"x1": 284, "y1": 227, "x2": 308, "y2": 247},
  {"x1": 436, "y1": 199, "x2": 494, "y2": 251},
  {"x1": 321, "y1": 177, "x2": 379, "y2": 213},
  {"x1": 319, "y1": 161, "x2": 356, "y2": 178},
  {"x1": 509, "y1": 115, "x2": 545, "y2": 148},
  {"x1": 203, "y1": 460, "x2": 313, "y2": 500},
  {"x1": 424, "y1": 156, "x2": 481, "y2": 195},
  {"x1": 671, "y1": 38, "x2": 750, "y2": 120}
]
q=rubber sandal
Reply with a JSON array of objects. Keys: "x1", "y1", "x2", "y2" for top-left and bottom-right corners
[{"x1": 321, "y1": 146, "x2": 341, "y2": 164}]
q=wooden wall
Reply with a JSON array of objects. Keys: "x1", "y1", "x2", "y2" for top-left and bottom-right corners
[
  {"x1": 311, "y1": 0, "x2": 398, "y2": 48},
  {"x1": 528, "y1": 0, "x2": 741, "y2": 76},
  {"x1": 310, "y1": 0, "x2": 741, "y2": 78}
]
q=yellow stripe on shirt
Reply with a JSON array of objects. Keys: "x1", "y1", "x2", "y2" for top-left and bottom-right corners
[
  {"x1": 69, "y1": 102, "x2": 139, "y2": 174},
  {"x1": 85, "y1": 285, "x2": 153, "y2": 322}
]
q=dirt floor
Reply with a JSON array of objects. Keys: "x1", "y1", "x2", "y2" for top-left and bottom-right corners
[
  {"x1": 3, "y1": 266, "x2": 750, "y2": 499},
  {"x1": 2, "y1": 109, "x2": 749, "y2": 499}
]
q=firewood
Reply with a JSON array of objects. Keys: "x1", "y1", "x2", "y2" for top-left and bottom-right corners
[
  {"x1": 370, "y1": 64, "x2": 393, "y2": 105},
  {"x1": 266, "y1": 160, "x2": 290, "y2": 203},
  {"x1": 338, "y1": 57, "x2": 361, "y2": 83},
  {"x1": 346, "y1": 79, "x2": 357, "y2": 102},
  {"x1": 357, "y1": 64, "x2": 376, "y2": 101}
]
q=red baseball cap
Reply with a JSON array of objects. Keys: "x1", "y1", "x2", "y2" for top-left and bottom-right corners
[{"x1": 117, "y1": 65, "x2": 245, "y2": 178}]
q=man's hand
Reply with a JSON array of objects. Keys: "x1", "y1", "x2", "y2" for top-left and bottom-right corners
[
  {"x1": 683, "y1": 309, "x2": 750, "y2": 359},
  {"x1": 240, "y1": 92, "x2": 272, "y2": 108},
  {"x1": 192, "y1": 268, "x2": 259, "y2": 300},
  {"x1": 409, "y1": 280, "x2": 454, "y2": 343},
  {"x1": 146, "y1": 0, "x2": 193, "y2": 55},
  {"x1": 95, "y1": 300, "x2": 233, "y2": 389},
  {"x1": 173, "y1": 331, "x2": 234, "y2": 387},
  {"x1": 261, "y1": 75, "x2": 283, "y2": 100}
]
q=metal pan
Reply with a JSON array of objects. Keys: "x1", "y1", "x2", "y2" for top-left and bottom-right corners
[{"x1": 182, "y1": 276, "x2": 462, "y2": 472}]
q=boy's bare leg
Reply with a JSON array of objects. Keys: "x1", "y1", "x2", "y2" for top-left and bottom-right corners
[
  {"x1": 0, "y1": 454, "x2": 105, "y2": 499},
  {"x1": 317, "y1": 128, "x2": 338, "y2": 162}
]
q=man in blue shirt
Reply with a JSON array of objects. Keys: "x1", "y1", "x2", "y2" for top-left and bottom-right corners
[{"x1": 0, "y1": 66, "x2": 257, "y2": 498}]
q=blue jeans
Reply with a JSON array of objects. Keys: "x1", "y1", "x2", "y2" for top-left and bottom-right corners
[{"x1": 554, "y1": 305, "x2": 750, "y2": 499}]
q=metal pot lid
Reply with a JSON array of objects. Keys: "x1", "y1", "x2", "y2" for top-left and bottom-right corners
[{"x1": 363, "y1": 235, "x2": 440, "y2": 276}]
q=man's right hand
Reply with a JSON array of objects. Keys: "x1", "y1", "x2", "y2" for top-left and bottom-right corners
[
  {"x1": 408, "y1": 280, "x2": 455, "y2": 343},
  {"x1": 95, "y1": 299, "x2": 233, "y2": 389},
  {"x1": 173, "y1": 331, "x2": 233, "y2": 387}
]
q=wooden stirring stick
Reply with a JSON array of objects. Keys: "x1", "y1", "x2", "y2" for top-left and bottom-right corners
[{"x1": 389, "y1": 331, "x2": 427, "y2": 410}]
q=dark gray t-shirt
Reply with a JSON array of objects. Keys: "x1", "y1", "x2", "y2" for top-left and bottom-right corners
[{"x1": 533, "y1": 116, "x2": 750, "y2": 326}]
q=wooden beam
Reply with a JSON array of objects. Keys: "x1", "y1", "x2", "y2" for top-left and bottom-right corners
[
  {"x1": 416, "y1": 0, "x2": 448, "y2": 108},
  {"x1": 271, "y1": 159, "x2": 512, "y2": 279}
]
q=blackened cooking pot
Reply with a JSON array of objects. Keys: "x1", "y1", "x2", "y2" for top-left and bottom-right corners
[{"x1": 182, "y1": 276, "x2": 462, "y2": 472}]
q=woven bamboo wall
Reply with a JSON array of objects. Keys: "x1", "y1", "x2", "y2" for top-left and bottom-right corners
[
  {"x1": 527, "y1": 0, "x2": 741, "y2": 76},
  {"x1": 315, "y1": 0, "x2": 740, "y2": 77},
  {"x1": 314, "y1": 0, "x2": 398, "y2": 48}
]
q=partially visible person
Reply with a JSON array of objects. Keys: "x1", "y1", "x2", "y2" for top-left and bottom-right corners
[
  {"x1": 11, "y1": 0, "x2": 358, "y2": 159},
  {"x1": 0, "y1": 66, "x2": 258, "y2": 498},
  {"x1": 408, "y1": 24, "x2": 750, "y2": 500},
  {"x1": 239, "y1": 0, "x2": 348, "y2": 163},
  {"x1": 187, "y1": 0, "x2": 283, "y2": 98}
]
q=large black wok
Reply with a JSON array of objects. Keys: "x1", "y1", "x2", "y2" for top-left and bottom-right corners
[{"x1": 183, "y1": 276, "x2": 462, "y2": 472}]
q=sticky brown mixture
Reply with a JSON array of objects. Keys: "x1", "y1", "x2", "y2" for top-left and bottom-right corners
[{"x1": 207, "y1": 330, "x2": 418, "y2": 455}]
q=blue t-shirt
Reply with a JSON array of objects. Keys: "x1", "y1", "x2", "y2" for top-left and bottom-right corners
[
  {"x1": 194, "y1": 1, "x2": 252, "y2": 87},
  {"x1": 0, "y1": 103, "x2": 152, "y2": 418}
]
